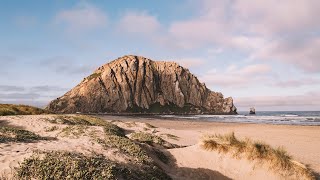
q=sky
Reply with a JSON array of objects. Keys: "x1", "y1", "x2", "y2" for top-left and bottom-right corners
[{"x1": 0, "y1": 0, "x2": 320, "y2": 111}]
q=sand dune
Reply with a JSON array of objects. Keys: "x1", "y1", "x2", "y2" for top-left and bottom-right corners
[{"x1": 0, "y1": 115, "x2": 318, "y2": 179}]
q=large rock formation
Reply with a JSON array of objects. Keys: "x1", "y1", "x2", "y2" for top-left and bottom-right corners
[{"x1": 47, "y1": 55, "x2": 237, "y2": 114}]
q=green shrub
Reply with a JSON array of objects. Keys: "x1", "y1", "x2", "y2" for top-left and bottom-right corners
[
  {"x1": 130, "y1": 132, "x2": 165, "y2": 146},
  {"x1": 97, "y1": 135, "x2": 152, "y2": 164},
  {"x1": 0, "y1": 127, "x2": 47, "y2": 143}
]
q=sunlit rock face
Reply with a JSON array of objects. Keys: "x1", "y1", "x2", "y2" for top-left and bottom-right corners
[{"x1": 47, "y1": 55, "x2": 237, "y2": 114}]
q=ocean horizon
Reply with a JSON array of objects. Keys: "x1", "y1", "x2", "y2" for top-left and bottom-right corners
[{"x1": 150, "y1": 111, "x2": 320, "y2": 126}]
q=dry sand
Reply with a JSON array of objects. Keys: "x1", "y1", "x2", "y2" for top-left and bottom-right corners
[{"x1": 0, "y1": 115, "x2": 319, "y2": 179}]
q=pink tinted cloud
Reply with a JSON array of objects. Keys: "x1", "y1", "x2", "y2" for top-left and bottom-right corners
[
  {"x1": 117, "y1": 11, "x2": 161, "y2": 34},
  {"x1": 235, "y1": 91, "x2": 320, "y2": 110},
  {"x1": 54, "y1": 2, "x2": 107, "y2": 32}
]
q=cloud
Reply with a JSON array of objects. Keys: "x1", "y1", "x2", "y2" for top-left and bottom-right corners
[
  {"x1": 0, "y1": 92, "x2": 41, "y2": 100},
  {"x1": 273, "y1": 78, "x2": 320, "y2": 88},
  {"x1": 165, "y1": 0, "x2": 320, "y2": 72},
  {"x1": 0, "y1": 85, "x2": 25, "y2": 91},
  {"x1": 235, "y1": 91, "x2": 320, "y2": 110},
  {"x1": 54, "y1": 2, "x2": 107, "y2": 32},
  {"x1": 233, "y1": 0, "x2": 320, "y2": 35},
  {"x1": 0, "y1": 100, "x2": 48, "y2": 108},
  {"x1": 117, "y1": 11, "x2": 161, "y2": 34},
  {"x1": 200, "y1": 64, "x2": 272, "y2": 87},
  {"x1": 250, "y1": 37, "x2": 320, "y2": 72},
  {"x1": 30, "y1": 85, "x2": 68, "y2": 92},
  {"x1": 171, "y1": 58, "x2": 205, "y2": 68},
  {"x1": 40, "y1": 56, "x2": 94, "y2": 75}
]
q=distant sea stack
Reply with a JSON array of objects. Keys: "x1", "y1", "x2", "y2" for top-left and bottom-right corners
[
  {"x1": 249, "y1": 107, "x2": 256, "y2": 115},
  {"x1": 47, "y1": 55, "x2": 237, "y2": 114}
]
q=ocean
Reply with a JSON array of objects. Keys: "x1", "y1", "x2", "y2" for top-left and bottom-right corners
[{"x1": 157, "y1": 111, "x2": 320, "y2": 126}]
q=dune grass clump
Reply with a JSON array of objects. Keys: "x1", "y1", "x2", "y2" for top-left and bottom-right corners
[
  {"x1": 15, "y1": 151, "x2": 121, "y2": 179},
  {"x1": 201, "y1": 132, "x2": 316, "y2": 180},
  {"x1": 0, "y1": 104, "x2": 47, "y2": 116},
  {"x1": 103, "y1": 123, "x2": 125, "y2": 137},
  {"x1": 15, "y1": 151, "x2": 171, "y2": 180},
  {"x1": 130, "y1": 132, "x2": 165, "y2": 146},
  {"x1": 97, "y1": 135, "x2": 152, "y2": 164},
  {"x1": 0, "y1": 126, "x2": 47, "y2": 143},
  {"x1": 46, "y1": 115, "x2": 109, "y2": 126}
]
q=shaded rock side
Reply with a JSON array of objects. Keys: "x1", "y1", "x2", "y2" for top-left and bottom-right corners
[{"x1": 47, "y1": 55, "x2": 237, "y2": 114}]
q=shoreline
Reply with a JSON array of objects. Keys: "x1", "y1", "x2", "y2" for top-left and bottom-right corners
[{"x1": 96, "y1": 114, "x2": 320, "y2": 126}]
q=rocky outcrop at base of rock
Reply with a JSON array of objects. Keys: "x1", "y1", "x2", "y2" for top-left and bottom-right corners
[{"x1": 47, "y1": 55, "x2": 237, "y2": 114}]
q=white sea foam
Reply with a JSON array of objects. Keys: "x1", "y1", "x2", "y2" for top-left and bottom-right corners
[{"x1": 158, "y1": 112, "x2": 320, "y2": 126}]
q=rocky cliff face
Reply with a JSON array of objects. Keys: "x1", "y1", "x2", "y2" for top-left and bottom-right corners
[{"x1": 47, "y1": 55, "x2": 237, "y2": 114}]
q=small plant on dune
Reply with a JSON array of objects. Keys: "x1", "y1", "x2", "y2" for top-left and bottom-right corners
[
  {"x1": 130, "y1": 132, "x2": 165, "y2": 146},
  {"x1": 0, "y1": 126, "x2": 48, "y2": 143},
  {"x1": 201, "y1": 132, "x2": 316, "y2": 180},
  {"x1": 44, "y1": 126, "x2": 58, "y2": 132}
]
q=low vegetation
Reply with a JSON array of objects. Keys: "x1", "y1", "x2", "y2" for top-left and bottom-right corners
[
  {"x1": 86, "y1": 72, "x2": 101, "y2": 81},
  {"x1": 103, "y1": 123, "x2": 125, "y2": 137},
  {"x1": 44, "y1": 126, "x2": 58, "y2": 132},
  {"x1": 2, "y1": 115, "x2": 171, "y2": 179},
  {"x1": 59, "y1": 125, "x2": 88, "y2": 138},
  {"x1": 15, "y1": 151, "x2": 118, "y2": 179},
  {"x1": 15, "y1": 151, "x2": 171, "y2": 180},
  {"x1": 130, "y1": 132, "x2": 165, "y2": 146},
  {"x1": 97, "y1": 135, "x2": 152, "y2": 163},
  {"x1": 0, "y1": 126, "x2": 48, "y2": 143},
  {"x1": 201, "y1": 132, "x2": 316, "y2": 180},
  {"x1": 45, "y1": 115, "x2": 109, "y2": 126},
  {"x1": 0, "y1": 104, "x2": 47, "y2": 116}
]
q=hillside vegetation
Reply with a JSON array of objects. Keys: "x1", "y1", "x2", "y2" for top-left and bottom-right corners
[{"x1": 0, "y1": 104, "x2": 48, "y2": 116}]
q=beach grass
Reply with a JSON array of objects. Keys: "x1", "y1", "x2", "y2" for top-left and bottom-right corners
[{"x1": 201, "y1": 132, "x2": 316, "y2": 180}]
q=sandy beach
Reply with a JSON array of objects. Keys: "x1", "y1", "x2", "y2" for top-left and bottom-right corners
[
  {"x1": 0, "y1": 115, "x2": 319, "y2": 179},
  {"x1": 99, "y1": 115, "x2": 320, "y2": 174}
]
